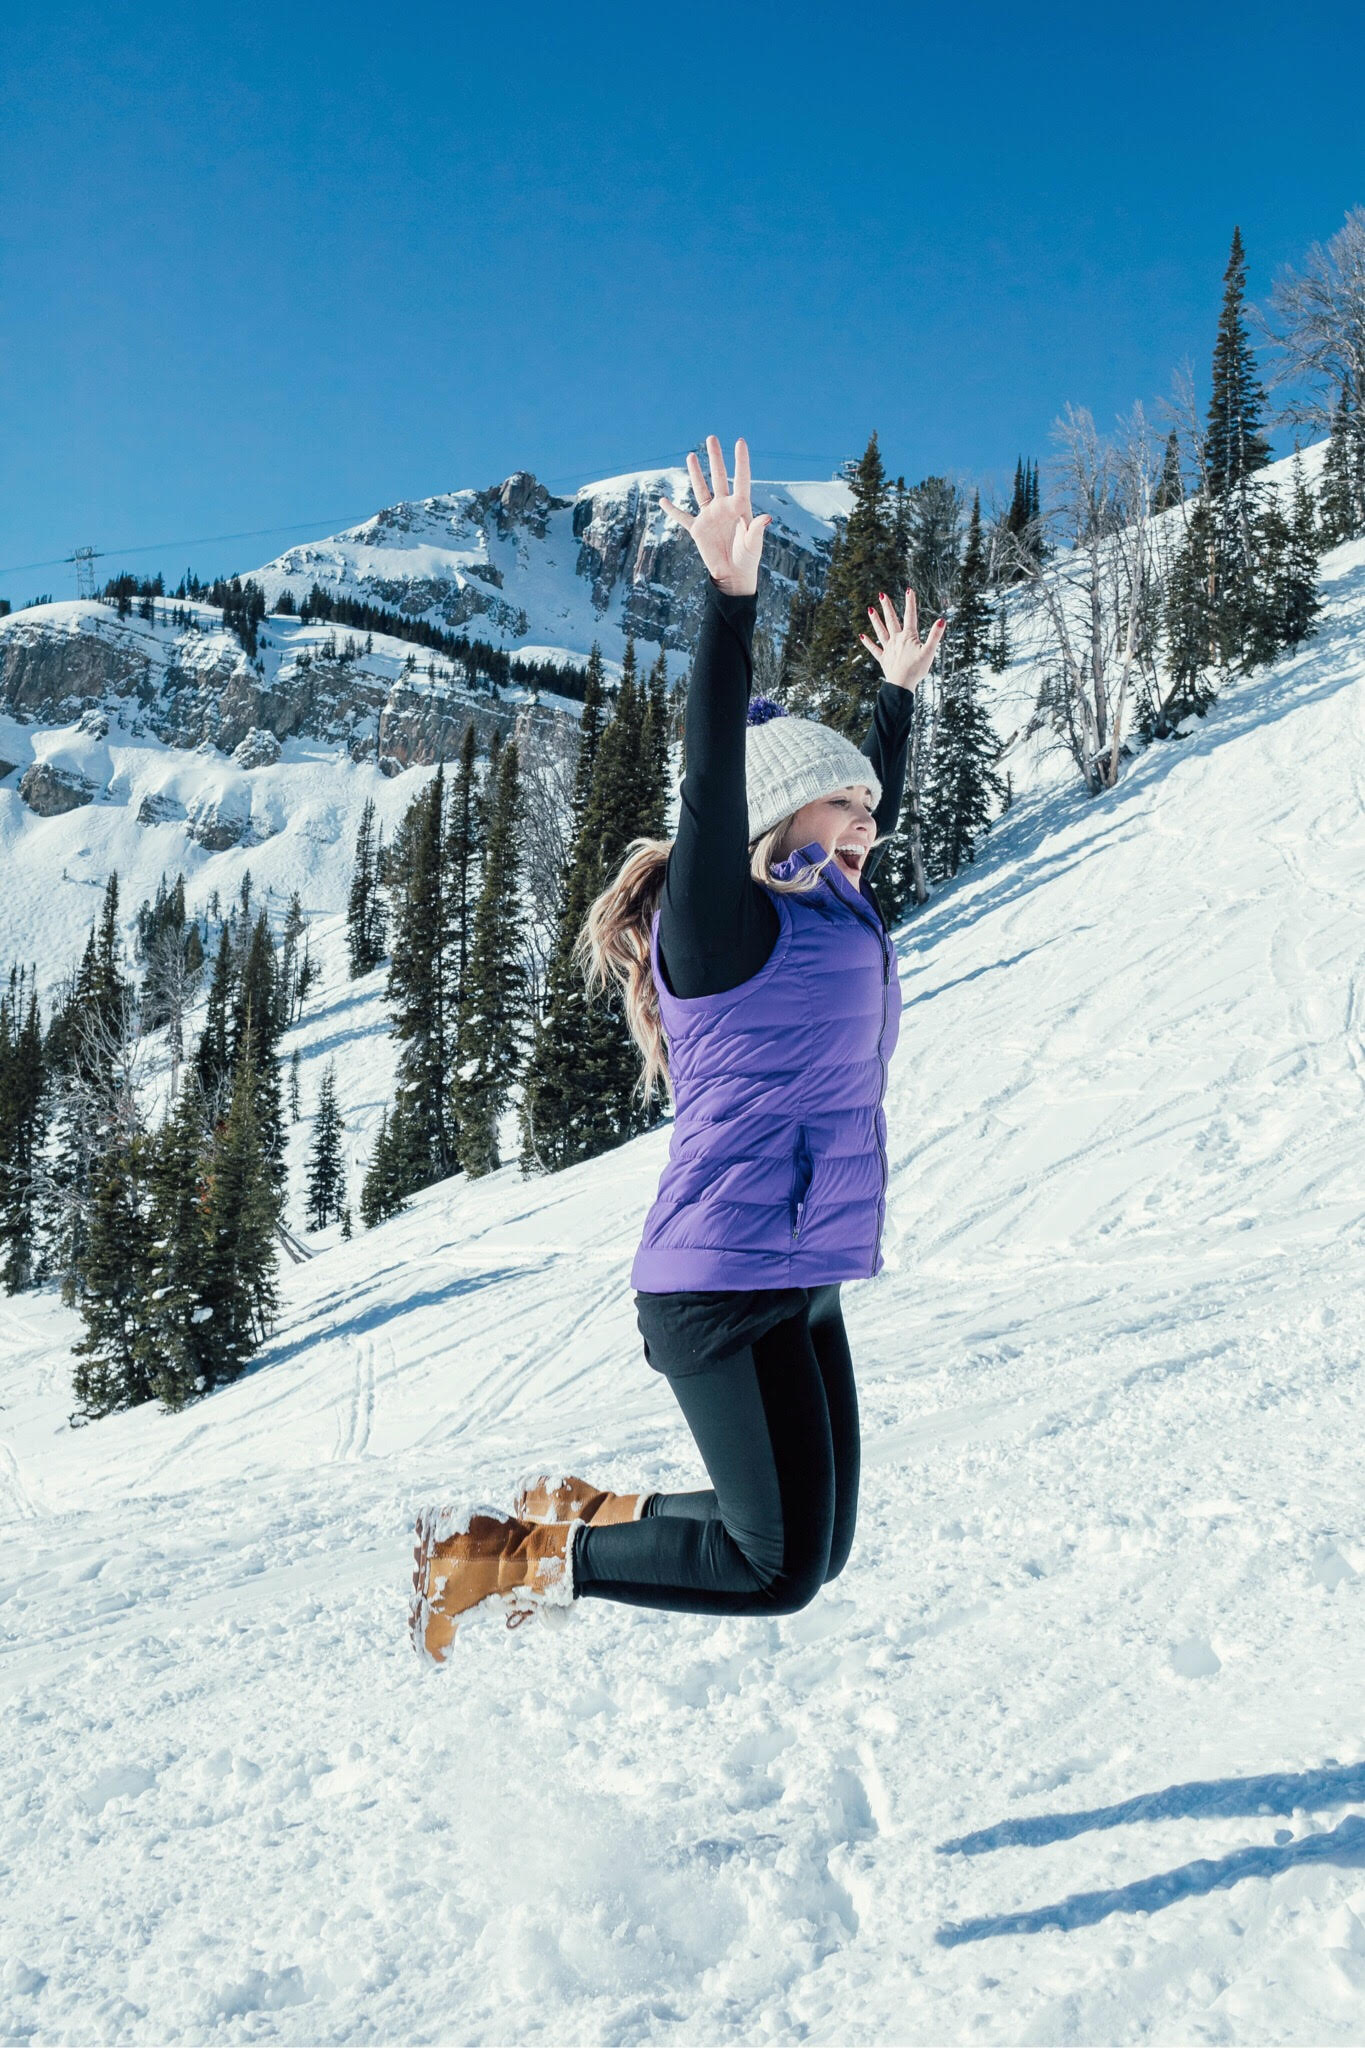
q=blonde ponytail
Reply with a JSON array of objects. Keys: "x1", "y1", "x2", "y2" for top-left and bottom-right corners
[{"x1": 580, "y1": 816, "x2": 847, "y2": 1104}]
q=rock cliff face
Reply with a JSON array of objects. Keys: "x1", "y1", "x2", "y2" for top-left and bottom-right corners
[{"x1": 0, "y1": 606, "x2": 540, "y2": 775}]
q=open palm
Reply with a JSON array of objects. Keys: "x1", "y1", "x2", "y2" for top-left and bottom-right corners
[
  {"x1": 860, "y1": 588, "x2": 947, "y2": 694},
  {"x1": 660, "y1": 435, "x2": 772, "y2": 597}
]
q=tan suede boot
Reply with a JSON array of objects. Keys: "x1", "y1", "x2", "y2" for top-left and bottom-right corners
[
  {"x1": 513, "y1": 1474, "x2": 647, "y2": 1526},
  {"x1": 409, "y1": 1509, "x2": 575, "y2": 1665}
]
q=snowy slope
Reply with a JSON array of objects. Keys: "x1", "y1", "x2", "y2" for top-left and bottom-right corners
[{"x1": 2, "y1": 537, "x2": 1365, "y2": 2043}]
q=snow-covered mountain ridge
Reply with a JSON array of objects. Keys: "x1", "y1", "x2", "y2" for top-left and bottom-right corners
[
  {"x1": 1, "y1": 529, "x2": 1364, "y2": 2040},
  {"x1": 252, "y1": 462, "x2": 849, "y2": 662}
]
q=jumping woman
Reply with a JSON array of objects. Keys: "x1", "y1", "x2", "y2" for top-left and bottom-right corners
[{"x1": 411, "y1": 434, "x2": 945, "y2": 1661}]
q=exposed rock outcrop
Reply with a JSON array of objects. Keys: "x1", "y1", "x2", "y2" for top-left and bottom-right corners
[
  {"x1": 186, "y1": 786, "x2": 251, "y2": 850},
  {"x1": 19, "y1": 762, "x2": 97, "y2": 816},
  {"x1": 137, "y1": 788, "x2": 186, "y2": 826},
  {"x1": 231, "y1": 727, "x2": 282, "y2": 769}
]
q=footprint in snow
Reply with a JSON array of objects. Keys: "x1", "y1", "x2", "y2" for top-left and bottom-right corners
[{"x1": 1169, "y1": 1634, "x2": 1222, "y2": 1679}]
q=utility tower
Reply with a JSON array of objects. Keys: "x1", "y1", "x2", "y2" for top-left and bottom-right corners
[{"x1": 68, "y1": 546, "x2": 102, "y2": 599}]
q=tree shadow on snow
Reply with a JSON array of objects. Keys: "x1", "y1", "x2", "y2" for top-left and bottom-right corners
[{"x1": 935, "y1": 1760, "x2": 1365, "y2": 1946}]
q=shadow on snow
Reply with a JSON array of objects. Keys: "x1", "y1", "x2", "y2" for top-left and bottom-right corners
[{"x1": 935, "y1": 1760, "x2": 1365, "y2": 1946}]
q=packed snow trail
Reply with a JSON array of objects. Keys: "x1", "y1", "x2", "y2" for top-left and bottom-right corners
[{"x1": 2, "y1": 543, "x2": 1365, "y2": 2043}]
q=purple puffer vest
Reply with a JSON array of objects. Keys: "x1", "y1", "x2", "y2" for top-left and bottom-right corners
[{"x1": 631, "y1": 844, "x2": 902, "y2": 1292}]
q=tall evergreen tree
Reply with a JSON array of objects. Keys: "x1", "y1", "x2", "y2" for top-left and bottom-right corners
[
  {"x1": 777, "y1": 566, "x2": 819, "y2": 701},
  {"x1": 570, "y1": 647, "x2": 607, "y2": 826},
  {"x1": 359, "y1": 1107, "x2": 406, "y2": 1228},
  {"x1": 443, "y1": 723, "x2": 479, "y2": 1025},
  {"x1": 923, "y1": 497, "x2": 1002, "y2": 878},
  {"x1": 305, "y1": 1062, "x2": 346, "y2": 1228},
  {"x1": 0, "y1": 974, "x2": 46, "y2": 1294},
  {"x1": 141, "y1": 1080, "x2": 212, "y2": 1411},
  {"x1": 346, "y1": 799, "x2": 388, "y2": 976},
  {"x1": 1205, "y1": 227, "x2": 1274, "y2": 667},
  {"x1": 793, "y1": 432, "x2": 907, "y2": 736},
  {"x1": 520, "y1": 657, "x2": 666, "y2": 1172},
  {"x1": 1206, "y1": 227, "x2": 1273, "y2": 500},
  {"x1": 453, "y1": 743, "x2": 527, "y2": 1177},
  {"x1": 1318, "y1": 380, "x2": 1364, "y2": 544},
  {"x1": 231, "y1": 911, "x2": 286, "y2": 1195},
  {"x1": 386, "y1": 766, "x2": 454, "y2": 1191},
  {"x1": 1154, "y1": 431, "x2": 1185, "y2": 512},
  {"x1": 1154, "y1": 495, "x2": 1221, "y2": 735},
  {"x1": 640, "y1": 647, "x2": 671, "y2": 837},
  {"x1": 198, "y1": 1051, "x2": 279, "y2": 1386},
  {"x1": 1277, "y1": 452, "x2": 1324, "y2": 651},
  {"x1": 71, "y1": 1116, "x2": 155, "y2": 1419},
  {"x1": 196, "y1": 926, "x2": 234, "y2": 1110}
]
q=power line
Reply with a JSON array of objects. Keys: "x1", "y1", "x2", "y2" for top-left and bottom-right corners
[
  {"x1": 0, "y1": 514, "x2": 370, "y2": 579},
  {"x1": 0, "y1": 451, "x2": 856, "y2": 583}
]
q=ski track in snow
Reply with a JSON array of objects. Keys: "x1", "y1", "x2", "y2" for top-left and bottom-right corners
[{"x1": 1, "y1": 537, "x2": 1365, "y2": 2042}]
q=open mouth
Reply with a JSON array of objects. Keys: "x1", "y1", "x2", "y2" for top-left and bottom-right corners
[{"x1": 835, "y1": 842, "x2": 867, "y2": 874}]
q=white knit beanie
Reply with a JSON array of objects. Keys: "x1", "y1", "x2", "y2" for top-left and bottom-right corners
[{"x1": 744, "y1": 706, "x2": 881, "y2": 844}]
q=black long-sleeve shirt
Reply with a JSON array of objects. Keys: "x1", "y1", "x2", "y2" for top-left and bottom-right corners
[{"x1": 657, "y1": 585, "x2": 914, "y2": 1000}]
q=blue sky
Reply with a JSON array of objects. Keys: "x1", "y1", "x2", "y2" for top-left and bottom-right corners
[{"x1": 1, "y1": 0, "x2": 1361, "y2": 600}]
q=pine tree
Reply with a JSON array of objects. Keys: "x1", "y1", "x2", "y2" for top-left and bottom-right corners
[
  {"x1": 570, "y1": 648, "x2": 607, "y2": 828},
  {"x1": 305, "y1": 1063, "x2": 346, "y2": 1228},
  {"x1": 359, "y1": 1108, "x2": 407, "y2": 1227},
  {"x1": 793, "y1": 433, "x2": 907, "y2": 736},
  {"x1": 453, "y1": 743, "x2": 526, "y2": 1177},
  {"x1": 197, "y1": 1052, "x2": 279, "y2": 1385},
  {"x1": 1319, "y1": 381, "x2": 1363, "y2": 544},
  {"x1": 0, "y1": 974, "x2": 46, "y2": 1294},
  {"x1": 280, "y1": 890, "x2": 306, "y2": 1016},
  {"x1": 1152, "y1": 497, "x2": 1220, "y2": 736},
  {"x1": 443, "y1": 724, "x2": 479, "y2": 1027},
  {"x1": 196, "y1": 926, "x2": 234, "y2": 1111},
  {"x1": 289, "y1": 1046, "x2": 301, "y2": 1123},
  {"x1": 346, "y1": 800, "x2": 387, "y2": 976},
  {"x1": 141, "y1": 1080, "x2": 211, "y2": 1411},
  {"x1": 71, "y1": 1116, "x2": 155, "y2": 1418},
  {"x1": 1278, "y1": 452, "x2": 1324, "y2": 650},
  {"x1": 231, "y1": 912, "x2": 286, "y2": 1194},
  {"x1": 1154, "y1": 431, "x2": 1185, "y2": 512},
  {"x1": 923, "y1": 498, "x2": 1002, "y2": 878},
  {"x1": 1206, "y1": 228, "x2": 1273, "y2": 501},
  {"x1": 386, "y1": 766, "x2": 454, "y2": 1191},
  {"x1": 1205, "y1": 228, "x2": 1274, "y2": 668},
  {"x1": 639, "y1": 647, "x2": 671, "y2": 837},
  {"x1": 777, "y1": 567, "x2": 819, "y2": 701},
  {"x1": 519, "y1": 655, "x2": 667, "y2": 1172}
]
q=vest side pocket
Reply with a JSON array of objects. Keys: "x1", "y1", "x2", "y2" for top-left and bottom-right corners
[{"x1": 790, "y1": 1127, "x2": 814, "y2": 1238}]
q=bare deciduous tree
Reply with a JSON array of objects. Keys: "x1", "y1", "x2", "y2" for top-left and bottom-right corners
[
  {"x1": 1002, "y1": 405, "x2": 1165, "y2": 792},
  {"x1": 1261, "y1": 206, "x2": 1365, "y2": 431}
]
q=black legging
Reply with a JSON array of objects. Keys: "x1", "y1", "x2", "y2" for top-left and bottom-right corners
[{"x1": 573, "y1": 1286, "x2": 859, "y2": 1615}]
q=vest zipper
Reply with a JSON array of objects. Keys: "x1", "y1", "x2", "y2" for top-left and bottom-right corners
[{"x1": 832, "y1": 871, "x2": 893, "y2": 1274}]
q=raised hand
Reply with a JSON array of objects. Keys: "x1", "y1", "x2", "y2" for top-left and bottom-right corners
[
  {"x1": 859, "y1": 588, "x2": 947, "y2": 695},
  {"x1": 660, "y1": 435, "x2": 772, "y2": 597}
]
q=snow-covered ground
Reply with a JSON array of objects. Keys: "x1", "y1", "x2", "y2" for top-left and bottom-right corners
[{"x1": 2, "y1": 534, "x2": 1365, "y2": 2043}]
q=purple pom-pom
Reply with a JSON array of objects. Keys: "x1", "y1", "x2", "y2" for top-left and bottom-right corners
[{"x1": 747, "y1": 695, "x2": 788, "y2": 726}]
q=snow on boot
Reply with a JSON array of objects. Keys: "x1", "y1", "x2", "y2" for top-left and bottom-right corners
[
  {"x1": 409, "y1": 1507, "x2": 575, "y2": 1665},
  {"x1": 513, "y1": 1474, "x2": 647, "y2": 1525}
]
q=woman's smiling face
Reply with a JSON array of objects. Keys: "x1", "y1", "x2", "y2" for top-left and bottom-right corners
[{"x1": 783, "y1": 785, "x2": 878, "y2": 888}]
